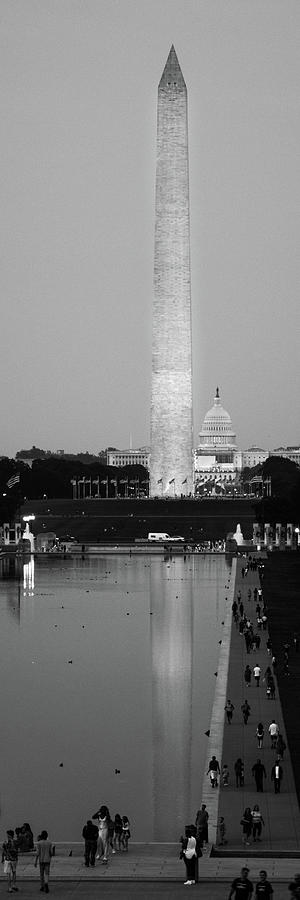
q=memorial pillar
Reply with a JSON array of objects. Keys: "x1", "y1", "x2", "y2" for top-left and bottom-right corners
[{"x1": 253, "y1": 523, "x2": 261, "y2": 547}]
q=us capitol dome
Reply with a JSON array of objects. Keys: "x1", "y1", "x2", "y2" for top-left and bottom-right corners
[{"x1": 194, "y1": 388, "x2": 242, "y2": 493}]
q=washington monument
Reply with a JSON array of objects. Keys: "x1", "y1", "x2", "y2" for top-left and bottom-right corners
[{"x1": 150, "y1": 46, "x2": 193, "y2": 497}]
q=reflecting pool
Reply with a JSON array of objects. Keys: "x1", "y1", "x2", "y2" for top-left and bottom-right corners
[{"x1": 0, "y1": 552, "x2": 230, "y2": 841}]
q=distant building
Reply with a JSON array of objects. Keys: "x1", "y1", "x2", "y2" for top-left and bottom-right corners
[
  {"x1": 271, "y1": 446, "x2": 300, "y2": 466},
  {"x1": 106, "y1": 448, "x2": 150, "y2": 468},
  {"x1": 242, "y1": 446, "x2": 270, "y2": 469},
  {"x1": 194, "y1": 389, "x2": 242, "y2": 493}
]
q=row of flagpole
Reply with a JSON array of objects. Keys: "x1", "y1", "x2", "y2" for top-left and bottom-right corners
[
  {"x1": 157, "y1": 476, "x2": 188, "y2": 496},
  {"x1": 71, "y1": 476, "x2": 149, "y2": 500}
]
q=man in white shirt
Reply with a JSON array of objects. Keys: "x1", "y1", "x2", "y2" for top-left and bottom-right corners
[
  {"x1": 253, "y1": 664, "x2": 261, "y2": 687},
  {"x1": 268, "y1": 720, "x2": 279, "y2": 749}
]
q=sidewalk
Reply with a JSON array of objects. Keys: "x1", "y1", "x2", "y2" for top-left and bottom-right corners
[
  {"x1": 2, "y1": 843, "x2": 300, "y2": 883},
  {"x1": 3, "y1": 842, "x2": 300, "y2": 883},
  {"x1": 216, "y1": 555, "x2": 300, "y2": 854}
]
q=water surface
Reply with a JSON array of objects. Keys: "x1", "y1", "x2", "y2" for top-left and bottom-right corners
[{"x1": 0, "y1": 553, "x2": 230, "y2": 840}]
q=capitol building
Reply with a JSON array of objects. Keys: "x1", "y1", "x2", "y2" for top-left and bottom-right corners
[{"x1": 194, "y1": 388, "x2": 243, "y2": 495}]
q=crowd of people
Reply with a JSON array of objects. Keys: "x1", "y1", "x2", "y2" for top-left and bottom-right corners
[
  {"x1": 228, "y1": 866, "x2": 300, "y2": 899},
  {"x1": 1, "y1": 807, "x2": 131, "y2": 892},
  {"x1": 203, "y1": 553, "x2": 298, "y2": 857},
  {"x1": 2, "y1": 827, "x2": 52, "y2": 893},
  {"x1": 85, "y1": 805, "x2": 131, "y2": 866}
]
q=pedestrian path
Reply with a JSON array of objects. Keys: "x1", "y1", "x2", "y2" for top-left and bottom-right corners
[
  {"x1": 215, "y1": 555, "x2": 300, "y2": 853},
  {"x1": 2, "y1": 842, "x2": 300, "y2": 883}
]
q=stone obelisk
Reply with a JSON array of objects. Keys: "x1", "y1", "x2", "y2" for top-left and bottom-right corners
[{"x1": 150, "y1": 46, "x2": 193, "y2": 498}]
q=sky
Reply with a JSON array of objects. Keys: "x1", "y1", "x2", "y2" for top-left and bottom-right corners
[{"x1": 1, "y1": 0, "x2": 300, "y2": 457}]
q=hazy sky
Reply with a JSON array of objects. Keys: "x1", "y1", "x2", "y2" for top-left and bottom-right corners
[{"x1": 1, "y1": 0, "x2": 300, "y2": 457}]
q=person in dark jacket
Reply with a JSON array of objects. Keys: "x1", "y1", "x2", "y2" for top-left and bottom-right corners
[
  {"x1": 195, "y1": 804, "x2": 208, "y2": 848},
  {"x1": 229, "y1": 865, "x2": 253, "y2": 897},
  {"x1": 207, "y1": 755, "x2": 220, "y2": 787},
  {"x1": 252, "y1": 759, "x2": 267, "y2": 792},
  {"x1": 244, "y1": 664, "x2": 252, "y2": 687},
  {"x1": 2, "y1": 830, "x2": 18, "y2": 893},
  {"x1": 234, "y1": 758, "x2": 244, "y2": 788},
  {"x1": 82, "y1": 820, "x2": 98, "y2": 867},
  {"x1": 241, "y1": 700, "x2": 251, "y2": 724},
  {"x1": 275, "y1": 732, "x2": 287, "y2": 760}
]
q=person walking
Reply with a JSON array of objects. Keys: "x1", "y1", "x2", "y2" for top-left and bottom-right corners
[
  {"x1": 222, "y1": 763, "x2": 230, "y2": 786},
  {"x1": 93, "y1": 805, "x2": 110, "y2": 863},
  {"x1": 256, "y1": 722, "x2": 264, "y2": 749},
  {"x1": 182, "y1": 826, "x2": 197, "y2": 886},
  {"x1": 240, "y1": 810, "x2": 253, "y2": 847},
  {"x1": 108, "y1": 815, "x2": 115, "y2": 855},
  {"x1": 121, "y1": 816, "x2": 130, "y2": 851},
  {"x1": 251, "y1": 805, "x2": 265, "y2": 842},
  {"x1": 234, "y1": 758, "x2": 244, "y2": 787},
  {"x1": 195, "y1": 805, "x2": 208, "y2": 849},
  {"x1": 252, "y1": 759, "x2": 267, "y2": 792},
  {"x1": 2, "y1": 829, "x2": 18, "y2": 893},
  {"x1": 245, "y1": 630, "x2": 252, "y2": 654},
  {"x1": 288, "y1": 873, "x2": 300, "y2": 897},
  {"x1": 82, "y1": 820, "x2": 98, "y2": 867},
  {"x1": 207, "y1": 755, "x2": 220, "y2": 787},
  {"x1": 228, "y1": 866, "x2": 253, "y2": 898},
  {"x1": 34, "y1": 830, "x2": 52, "y2": 893},
  {"x1": 271, "y1": 758, "x2": 283, "y2": 794},
  {"x1": 275, "y1": 732, "x2": 287, "y2": 760},
  {"x1": 255, "y1": 870, "x2": 273, "y2": 897},
  {"x1": 224, "y1": 699, "x2": 235, "y2": 724},
  {"x1": 264, "y1": 665, "x2": 272, "y2": 684},
  {"x1": 266, "y1": 638, "x2": 272, "y2": 656},
  {"x1": 268, "y1": 720, "x2": 279, "y2": 749},
  {"x1": 253, "y1": 664, "x2": 261, "y2": 687},
  {"x1": 113, "y1": 814, "x2": 123, "y2": 852},
  {"x1": 244, "y1": 664, "x2": 252, "y2": 688},
  {"x1": 269, "y1": 677, "x2": 276, "y2": 700},
  {"x1": 242, "y1": 699, "x2": 251, "y2": 724},
  {"x1": 217, "y1": 817, "x2": 227, "y2": 846}
]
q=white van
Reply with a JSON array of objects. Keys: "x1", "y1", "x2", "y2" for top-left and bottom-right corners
[{"x1": 147, "y1": 532, "x2": 185, "y2": 542}]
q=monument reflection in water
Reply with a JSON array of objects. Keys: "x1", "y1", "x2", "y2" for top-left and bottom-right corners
[
  {"x1": 150, "y1": 561, "x2": 193, "y2": 839},
  {"x1": 0, "y1": 553, "x2": 229, "y2": 841}
]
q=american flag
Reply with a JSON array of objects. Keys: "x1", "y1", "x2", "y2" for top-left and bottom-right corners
[{"x1": 7, "y1": 473, "x2": 20, "y2": 489}]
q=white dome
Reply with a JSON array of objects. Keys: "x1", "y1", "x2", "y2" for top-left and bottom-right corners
[{"x1": 198, "y1": 388, "x2": 237, "y2": 450}]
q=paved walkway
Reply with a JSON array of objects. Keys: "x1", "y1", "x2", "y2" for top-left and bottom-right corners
[
  {"x1": 2, "y1": 842, "x2": 300, "y2": 883},
  {"x1": 216, "y1": 555, "x2": 300, "y2": 854}
]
